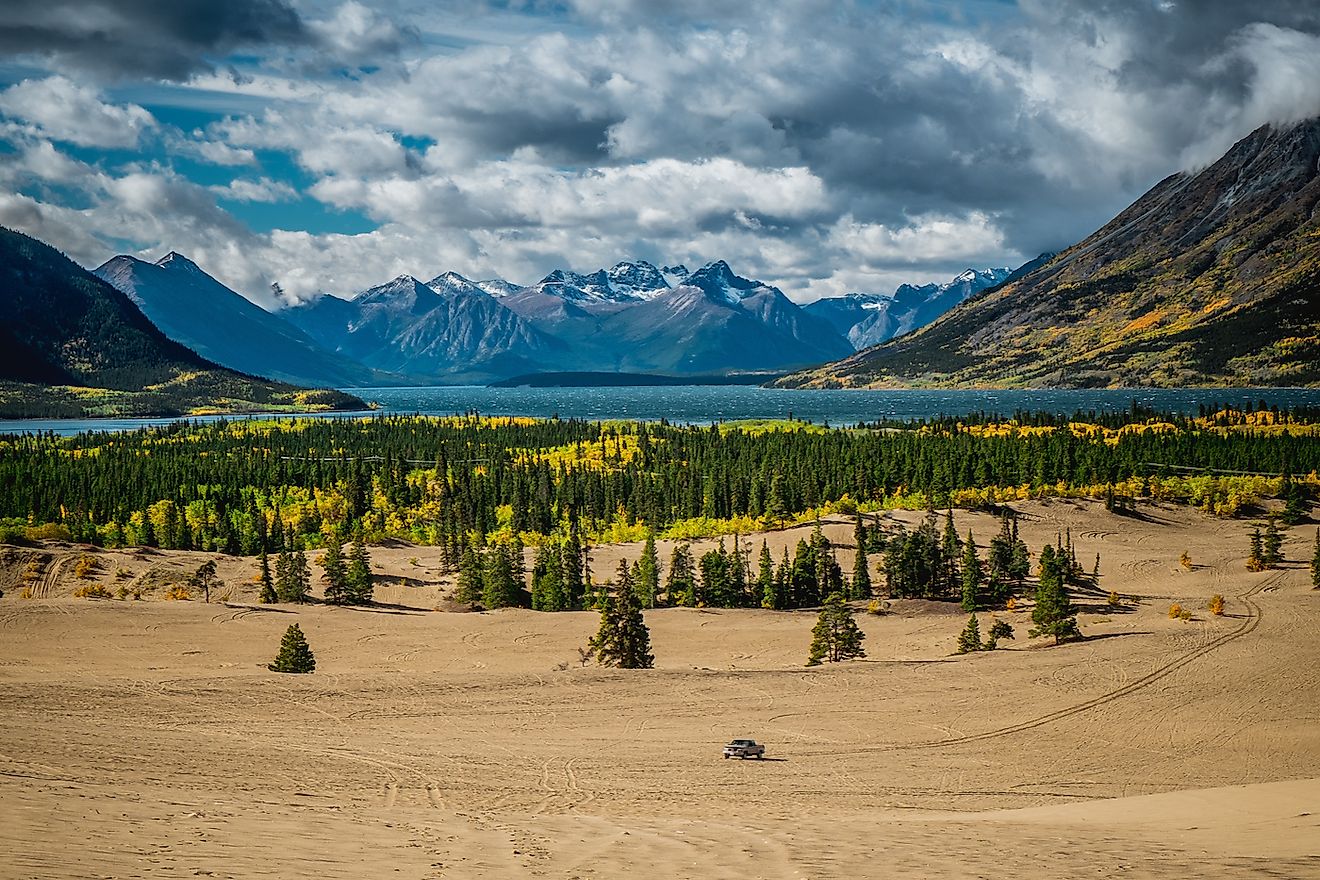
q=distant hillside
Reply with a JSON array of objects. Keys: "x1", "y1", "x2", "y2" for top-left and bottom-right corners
[
  {"x1": 95, "y1": 253, "x2": 385, "y2": 388},
  {"x1": 778, "y1": 119, "x2": 1320, "y2": 389},
  {"x1": 0, "y1": 227, "x2": 365, "y2": 418}
]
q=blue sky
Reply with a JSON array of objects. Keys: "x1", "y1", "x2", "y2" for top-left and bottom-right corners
[{"x1": 2, "y1": 0, "x2": 1319, "y2": 307}]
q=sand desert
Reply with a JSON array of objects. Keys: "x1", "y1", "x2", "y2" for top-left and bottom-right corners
[{"x1": 2, "y1": 500, "x2": 1318, "y2": 878}]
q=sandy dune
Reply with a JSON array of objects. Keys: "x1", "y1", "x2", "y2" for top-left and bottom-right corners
[{"x1": 2, "y1": 500, "x2": 1318, "y2": 878}]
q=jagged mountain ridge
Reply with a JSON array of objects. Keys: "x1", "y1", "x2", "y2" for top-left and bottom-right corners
[
  {"x1": 287, "y1": 275, "x2": 562, "y2": 383},
  {"x1": 94, "y1": 252, "x2": 382, "y2": 388},
  {"x1": 803, "y1": 267, "x2": 1012, "y2": 351},
  {"x1": 777, "y1": 118, "x2": 1320, "y2": 389}
]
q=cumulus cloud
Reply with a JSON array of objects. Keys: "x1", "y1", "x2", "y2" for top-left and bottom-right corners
[
  {"x1": 0, "y1": 0, "x2": 308, "y2": 80},
  {"x1": 2, "y1": 0, "x2": 1319, "y2": 305},
  {"x1": 0, "y1": 76, "x2": 155, "y2": 148},
  {"x1": 210, "y1": 177, "x2": 299, "y2": 203}
]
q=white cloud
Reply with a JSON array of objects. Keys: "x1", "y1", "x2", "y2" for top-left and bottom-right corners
[
  {"x1": 210, "y1": 177, "x2": 300, "y2": 203},
  {"x1": 0, "y1": 76, "x2": 155, "y2": 148}
]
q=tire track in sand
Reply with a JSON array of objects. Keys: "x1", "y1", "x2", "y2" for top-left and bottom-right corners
[{"x1": 901, "y1": 574, "x2": 1274, "y2": 750}]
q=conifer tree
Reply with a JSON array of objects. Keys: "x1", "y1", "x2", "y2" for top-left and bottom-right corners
[
  {"x1": 455, "y1": 545, "x2": 483, "y2": 604},
  {"x1": 666, "y1": 543, "x2": 697, "y2": 607},
  {"x1": 346, "y1": 533, "x2": 373, "y2": 604},
  {"x1": 274, "y1": 545, "x2": 294, "y2": 602},
  {"x1": 846, "y1": 539, "x2": 870, "y2": 601},
  {"x1": 268, "y1": 623, "x2": 315, "y2": 674},
  {"x1": 290, "y1": 543, "x2": 311, "y2": 604},
  {"x1": 531, "y1": 543, "x2": 567, "y2": 611},
  {"x1": 941, "y1": 510, "x2": 962, "y2": 597},
  {"x1": 481, "y1": 543, "x2": 519, "y2": 609},
  {"x1": 1262, "y1": 517, "x2": 1283, "y2": 567},
  {"x1": 806, "y1": 592, "x2": 866, "y2": 665},
  {"x1": 1029, "y1": 544, "x2": 1079, "y2": 644},
  {"x1": 985, "y1": 619, "x2": 1015, "y2": 650},
  {"x1": 321, "y1": 537, "x2": 350, "y2": 605},
  {"x1": 257, "y1": 548, "x2": 277, "y2": 604},
  {"x1": 757, "y1": 540, "x2": 776, "y2": 608},
  {"x1": 190, "y1": 560, "x2": 219, "y2": 603},
  {"x1": 956, "y1": 614, "x2": 983, "y2": 654},
  {"x1": 1246, "y1": 526, "x2": 1265, "y2": 571},
  {"x1": 592, "y1": 560, "x2": 654, "y2": 669},
  {"x1": 961, "y1": 531, "x2": 982, "y2": 612},
  {"x1": 562, "y1": 529, "x2": 585, "y2": 609},
  {"x1": 636, "y1": 532, "x2": 660, "y2": 608},
  {"x1": 1311, "y1": 529, "x2": 1320, "y2": 590}
]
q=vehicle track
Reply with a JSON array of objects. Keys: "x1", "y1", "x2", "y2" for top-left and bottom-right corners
[{"x1": 900, "y1": 574, "x2": 1275, "y2": 750}]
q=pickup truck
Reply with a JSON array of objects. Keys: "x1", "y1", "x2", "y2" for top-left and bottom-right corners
[{"x1": 722, "y1": 739, "x2": 765, "y2": 759}]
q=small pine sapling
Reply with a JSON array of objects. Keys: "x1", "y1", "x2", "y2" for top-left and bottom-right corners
[{"x1": 956, "y1": 614, "x2": 983, "y2": 654}]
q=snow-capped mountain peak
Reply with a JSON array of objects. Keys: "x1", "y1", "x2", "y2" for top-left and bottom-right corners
[
  {"x1": 535, "y1": 260, "x2": 670, "y2": 302},
  {"x1": 155, "y1": 251, "x2": 205, "y2": 275},
  {"x1": 606, "y1": 260, "x2": 670, "y2": 298},
  {"x1": 427, "y1": 271, "x2": 522, "y2": 298},
  {"x1": 683, "y1": 260, "x2": 767, "y2": 306}
]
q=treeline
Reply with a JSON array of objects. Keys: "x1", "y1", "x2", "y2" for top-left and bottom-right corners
[
  {"x1": 451, "y1": 512, "x2": 1088, "y2": 617},
  {"x1": 0, "y1": 411, "x2": 1315, "y2": 557}
]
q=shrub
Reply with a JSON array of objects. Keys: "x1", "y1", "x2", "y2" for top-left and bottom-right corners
[
  {"x1": 1168, "y1": 603, "x2": 1183, "y2": 619},
  {"x1": 1005, "y1": 596, "x2": 1018, "y2": 612},
  {"x1": 1178, "y1": 608, "x2": 1193, "y2": 622},
  {"x1": 114, "y1": 567, "x2": 133, "y2": 580},
  {"x1": 72, "y1": 584, "x2": 112, "y2": 599},
  {"x1": 1179, "y1": 551, "x2": 1193, "y2": 570},
  {"x1": 1207, "y1": 594, "x2": 1225, "y2": 616},
  {"x1": 73, "y1": 555, "x2": 98, "y2": 579},
  {"x1": 24, "y1": 522, "x2": 71, "y2": 542},
  {"x1": 1107, "y1": 591, "x2": 1122, "y2": 607},
  {"x1": 163, "y1": 584, "x2": 192, "y2": 601},
  {"x1": 866, "y1": 598, "x2": 890, "y2": 615}
]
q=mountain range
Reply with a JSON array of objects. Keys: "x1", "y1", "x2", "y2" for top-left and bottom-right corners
[
  {"x1": 779, "y1": 118, "x2": 1320, "y2": 389},
  {"x1": 93, "y1": 248, "x2": 1012, "y2": 385},
  {"x1": 0, "y1": 228, "x2": 365, "y2": 418}
]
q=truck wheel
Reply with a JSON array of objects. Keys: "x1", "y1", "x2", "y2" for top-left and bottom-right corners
[
  {"x1": 756, "y1": 754, "x2": 763, "y2": 759},
  {"x1": 723, "y1": 754, "x2": 729, "y2": 759}
]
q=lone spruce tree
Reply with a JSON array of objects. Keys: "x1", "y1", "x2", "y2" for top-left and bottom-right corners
[
  {"x1": 592, "y1": 560, "x2": 654, "y2": 669},
  {"x1": 1029, "y1": 544, "x2": 1079, "y2": 645},
  {"x1": 806, "y1": 592, "x2": 866, "y2": 666},
  {"x1": 268, "y1": 623, "x2": 316, "y2": 673}
]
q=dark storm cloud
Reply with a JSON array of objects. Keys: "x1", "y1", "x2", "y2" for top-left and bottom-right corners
[{"x1": 0, "y1": 0, "x2": 309, "y2": 80}]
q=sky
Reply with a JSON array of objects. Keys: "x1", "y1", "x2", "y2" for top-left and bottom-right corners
[{"x1": 2, "y1": 1, "x2": 1319, "y2": 308}]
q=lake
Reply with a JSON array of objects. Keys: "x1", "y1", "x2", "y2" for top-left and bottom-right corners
[{"x1": 4, "y1": 385, "x2": 1320, "y2": 437}]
